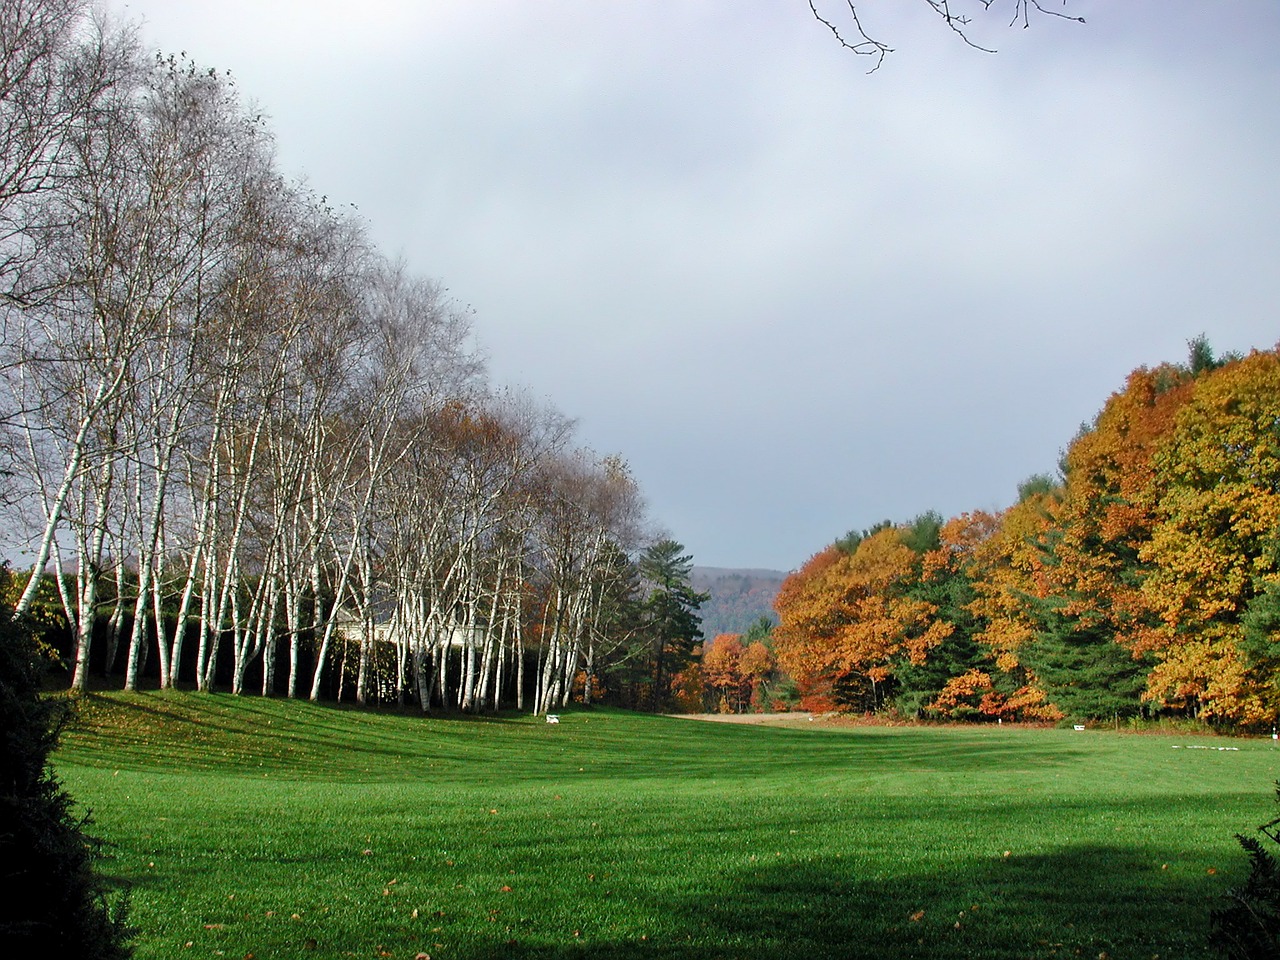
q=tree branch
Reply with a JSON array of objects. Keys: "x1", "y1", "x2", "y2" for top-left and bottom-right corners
[{"x1": 810, "y1": 0, "x2": 1085, "y2": 69}]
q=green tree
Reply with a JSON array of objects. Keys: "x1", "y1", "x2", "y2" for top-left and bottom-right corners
[
  {"x1": 899, "y1": 510, "x2": 943, "y2": 554},
  {"x1": 892, "y1": 547, "x2": 984, "y2": 717},
  {"x1": 1240, "y1": 582, "x2": 1280, "y2": 722},
  {"x1": 637, "y1": 539, "x2": 708, "y2": 711},
  {"x1": 1015, "y1": 591, "x2": 1151, "y2": 720},
  {"x1": 741, "y1": 616, "x2": 775, "y2": 646},
  {"x1": 834, "y1": 519, "x2": 892, "y2": 555}
]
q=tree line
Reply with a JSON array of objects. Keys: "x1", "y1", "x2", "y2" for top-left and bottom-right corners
[
  {"x1": 0, "y1": 1, "x2": 707, "y2": 713},
  {"x1": 774, "y1": 338, "x2": 1280, "y2": 727}
]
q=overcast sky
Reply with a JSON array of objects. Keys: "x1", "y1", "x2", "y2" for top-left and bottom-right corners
[{"x1": 109, "y1": 1, "x2": 1280, "y2": 571}]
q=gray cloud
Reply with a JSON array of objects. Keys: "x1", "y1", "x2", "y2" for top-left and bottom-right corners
[{"x1": 115, "y1": 0, "x2": 1280, "y2": 569}]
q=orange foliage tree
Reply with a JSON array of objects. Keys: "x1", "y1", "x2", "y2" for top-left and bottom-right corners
[
  {"x1": 738, "y1": 640, "x2": 776, "y2": 710},
  {"x1": 773, "y1": 529, "x2": 951, "y2": 711},
  {"x1": 702, "y1": 633, "x2": 747, "y2": 712},
  {"x1": 1047, "y1": 365, "x2": 1195, "y2": 654},
  {"x1": 929, "y1": 507, "x2": 1059, "y2": 721}
]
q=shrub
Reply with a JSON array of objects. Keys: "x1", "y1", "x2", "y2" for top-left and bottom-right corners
[
  {"x1": 0, "y1": 569, "x2": 133, "y2": 957},
  {"x1": 1211, "y1": 784, "x2": 1280, "y2": 959}
]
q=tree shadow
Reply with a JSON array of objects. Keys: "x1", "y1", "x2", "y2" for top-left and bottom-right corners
[{"x1": 446, "y1": 843, "x2": 1219, "y2": 960}]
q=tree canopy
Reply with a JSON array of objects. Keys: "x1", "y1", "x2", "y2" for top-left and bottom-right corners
[{"x1": 775, "y1": 338, "x2": 1280, "y2": 725}]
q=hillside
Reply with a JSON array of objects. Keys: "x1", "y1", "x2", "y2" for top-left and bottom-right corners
[{"x1": 691, "y1": 566, "x2": 787, "y2": 638}]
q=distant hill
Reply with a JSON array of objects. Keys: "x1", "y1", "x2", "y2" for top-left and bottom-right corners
[{"x1": 691, "y1": 567, "x2": 787, "y2": 639}]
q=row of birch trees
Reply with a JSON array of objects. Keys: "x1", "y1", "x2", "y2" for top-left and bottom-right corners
[{"x1": 0, "y1": 1, "x2": 679, "y2": 712}]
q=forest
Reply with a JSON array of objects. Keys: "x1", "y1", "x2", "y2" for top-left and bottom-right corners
[
  {"x1": 0, "y1": 1, "x2": 708, "y2": 715},
  {"x1": 764, "y1": 338, "x2": 1280, "y2": 727}
]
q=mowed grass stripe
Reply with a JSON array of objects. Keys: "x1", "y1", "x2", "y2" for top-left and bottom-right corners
[{"x1": 54, "y1": 693, "x2": 1280, "y2": 959}]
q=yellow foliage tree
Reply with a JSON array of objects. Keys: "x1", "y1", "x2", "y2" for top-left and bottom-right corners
[{"x1": 1139, "y1": 349, "x2": 1280, "y2": 722}]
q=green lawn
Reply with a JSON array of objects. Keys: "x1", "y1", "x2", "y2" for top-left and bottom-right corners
[{"x1": 54, "y1": 693, "x2": 1280, "y2": 959}]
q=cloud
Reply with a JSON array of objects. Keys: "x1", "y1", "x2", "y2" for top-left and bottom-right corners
[{"x1": 112, "y1": 0, "x2": 1280, "y2": 568}]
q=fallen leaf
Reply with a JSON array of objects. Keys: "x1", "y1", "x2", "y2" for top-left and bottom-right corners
[
  {"x1": 500, "y1": 885, "x2": 512, "y2": 893},
  {"x1": 909, "y1": 911, "x2": 925, "y2": 923}
]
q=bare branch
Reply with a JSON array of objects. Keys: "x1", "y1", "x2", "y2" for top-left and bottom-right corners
[
  {"x1": 810, "y1": 0, "x2": 1085, "y2": 66},
  {"x1": 807, "y1": 0, "x2": 892, "y2": 72}
]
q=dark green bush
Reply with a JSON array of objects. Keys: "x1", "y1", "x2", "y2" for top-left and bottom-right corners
[{"x1": 0, "y1": 569, "x2": 132, "y2": 957}]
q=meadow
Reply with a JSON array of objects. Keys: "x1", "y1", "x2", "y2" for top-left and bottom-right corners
[{"x1": 54, "y1": 694, "x2": 1280, "y2": 959}]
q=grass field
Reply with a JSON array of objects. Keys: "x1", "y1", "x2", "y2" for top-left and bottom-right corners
[{"x1": 53, "y1": 693, "x2": 1280, "y2": 960}]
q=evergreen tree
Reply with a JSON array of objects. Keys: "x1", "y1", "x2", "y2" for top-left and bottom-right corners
[
  {"x1": 1017, "y1": 593, "x2": 1150, "y2": 720},
  {"x1": 892, "y1": 560, "x2": 985, "y2": 716},
  {"x1": 0, "y1": 567, "x2": 133, "y2": 956},
  {"x1": 636, "y1": 540, "x2": 709, "y2": 710}
]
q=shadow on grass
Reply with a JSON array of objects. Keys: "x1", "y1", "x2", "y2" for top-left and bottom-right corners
[
  {"x1": 63, "y1": 691, "x2": 530, "y2": 778},
  {"x1": 62, "y1": 694, "x2": 1090, "y2": 786},
  {"x1": 445, "y1": 844, "x2": 1218, "y2": 960}
]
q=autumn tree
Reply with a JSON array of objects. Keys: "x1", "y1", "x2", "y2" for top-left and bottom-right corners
[
  {"x1": 702, "y1": 632, "x2": 747, "y2": 712},
  {"x1": 948, "y1": 496, "x2": 1061, "y2": 720},
  {"x1": 774, "y1": 525, "x2": 952, "y2": 712},
  {"x1": 1139, "y1": 349, "x2": 1280, "y2": 723},
  {"x1": 980, "y1": 369, "x2": 1200, "y2": 720}
]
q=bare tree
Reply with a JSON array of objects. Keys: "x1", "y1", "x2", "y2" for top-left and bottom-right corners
[
  {"x1": 3, "y1": 11, "x2": 138, "y2": 619},
  {"x1": 0, "y1": 1, "x2": 136, "y2": 298}
]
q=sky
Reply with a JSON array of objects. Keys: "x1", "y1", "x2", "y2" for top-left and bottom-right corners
[{"x1": 108, "y1": 0, "x2": 1280, "y2": 572}]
